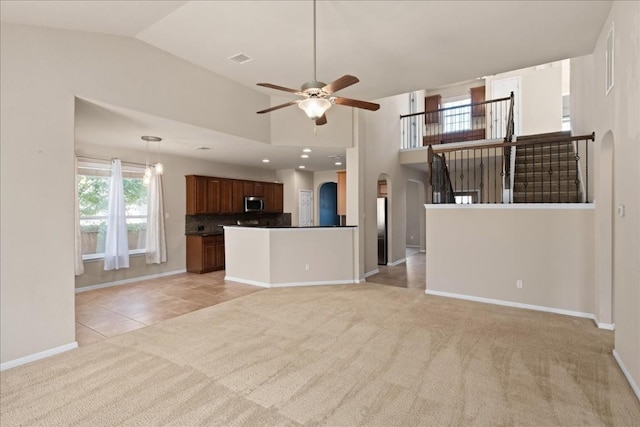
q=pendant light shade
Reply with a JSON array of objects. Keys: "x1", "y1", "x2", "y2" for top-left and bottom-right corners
[{"x1": 298, "y1": 98, "x2": 331, "y2": 120}]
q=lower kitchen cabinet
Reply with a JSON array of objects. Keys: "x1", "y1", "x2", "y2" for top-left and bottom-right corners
[{"x1": 186, "y1": 234, "x2": 225, "y2": 273}]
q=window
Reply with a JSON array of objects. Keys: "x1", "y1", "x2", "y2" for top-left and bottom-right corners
[
  {"x1": 605, "y1": 24, "x2": 614, "y2": 94},
  {"x1": 562, "y1": 94, "x2": 571, "y2": 131},
  {"x1": 77, "y1": 160, "x2": 147, "y2": 260},
  {"x1": 443, "y1": 98, "x2": 471, "y2": 133}
]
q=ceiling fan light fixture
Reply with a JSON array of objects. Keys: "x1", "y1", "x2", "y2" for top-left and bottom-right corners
[{"x1": 298, "y1": 97, "x2": 331, "y2": 120}]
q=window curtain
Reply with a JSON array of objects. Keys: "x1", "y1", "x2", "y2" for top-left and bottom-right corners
[
  {"x1": 74, "y1": 157, "x2": 85, "y2": 276},
  {"x1": 104, "y1": 159, "x2": 129, "y2": 270},
  {"x1": 145, "y1": 167, "x2": 167, "y2": 264}
]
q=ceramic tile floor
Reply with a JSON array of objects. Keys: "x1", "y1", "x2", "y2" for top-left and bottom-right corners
[
  {"x1": 366, "y1": 249, "x2": 426, "y2": 290},
  {"x1": 75, "y1": 271, "x2": 261, "y2": 346},
  {"x1": 76, "y1": 251, "x2": 425, "y2": 346}
]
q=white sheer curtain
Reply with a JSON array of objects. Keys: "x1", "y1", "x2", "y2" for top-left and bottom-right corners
[
  {"x1": 74, "y1": 157, "x2": 84, "y2": 276},
  {"x1": 104, "y1": 159, "x2": 129, "y2": 270},
  {"x1": 146, "y1": 168, "x2": 167, "y2": 264}
]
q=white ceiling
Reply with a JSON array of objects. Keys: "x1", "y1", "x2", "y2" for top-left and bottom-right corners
[{"x1": 1, "y1": 0, "x2": 612, "y2": 171}]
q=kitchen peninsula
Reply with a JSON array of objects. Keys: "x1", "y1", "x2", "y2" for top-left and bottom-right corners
[{"x1": 224, "y1": 226, "x2": 358, "y2": 288}]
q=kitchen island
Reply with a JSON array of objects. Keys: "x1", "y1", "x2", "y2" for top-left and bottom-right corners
[{"x1": 223, "y1": 226, "x2": 358, "y2": 288}]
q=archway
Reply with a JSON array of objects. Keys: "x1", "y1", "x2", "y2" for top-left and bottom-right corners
[
  {"x1": 377, "y1": 174, "x2": 391, "y2": 265},
  {"x1": 318, "y1": 182, "x2": 339, "y2": 226}
]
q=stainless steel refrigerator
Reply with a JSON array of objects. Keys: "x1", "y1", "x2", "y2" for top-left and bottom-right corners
[{"x1": 377, "y1": 197, "x2": 387, "y2": 265}]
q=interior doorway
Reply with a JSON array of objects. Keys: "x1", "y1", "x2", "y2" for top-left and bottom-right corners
[
  {"x1": 377, "y1": 175, "x2": 389, "y2": 265},
  {"x1": 299, "y1": 189, "x2": 313, "y2": 227},
  {"x1": 318, "y1": 182, "x2": 339, "y2": 226}
]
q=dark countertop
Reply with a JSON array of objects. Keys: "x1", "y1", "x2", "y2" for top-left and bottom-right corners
[
  {"x1": 185, "y1": 231, "x2": 224, "y2": 237},
  {"x1": 223, "y1": 225, "x2": 357, "y2": 229}
]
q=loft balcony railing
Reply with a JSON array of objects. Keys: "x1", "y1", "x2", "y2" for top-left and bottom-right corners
[
  {"x1": 400, "y1": 92, "x2": 515, "y2": 150},
  {"x1": 427, "y1": 133, "x2": 595, "y2": 204}
]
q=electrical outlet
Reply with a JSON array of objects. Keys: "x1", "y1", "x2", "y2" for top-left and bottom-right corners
[
  {"x1": 197, "y1": 225, "x2": 204, "y2": 231},
  {"x1": 305, "y1": 263, "x2": 310, "y2": 271},
  {"x1": 516, "y1": 280, "x2": 523, "y2": 289}
]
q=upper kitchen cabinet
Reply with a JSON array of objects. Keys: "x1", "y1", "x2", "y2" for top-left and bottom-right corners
[
  {"x1": 186, "y1": 175, "x2": 209, "y2": 215},
  {"x1": 219, "y1": 179, "x2": 234, "y2": 213},
  {"x1": 264, "y1": 182, "x2": 284, "y2": 213}
]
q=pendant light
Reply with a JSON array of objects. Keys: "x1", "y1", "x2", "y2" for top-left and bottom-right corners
[{"x1": 141, "y1": 136, "x2": 162, "y2": 185}]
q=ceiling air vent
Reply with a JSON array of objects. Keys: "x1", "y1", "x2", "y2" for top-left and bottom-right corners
[{"x1": 228, "y1": 53, "x2": 252, "y2": 65}]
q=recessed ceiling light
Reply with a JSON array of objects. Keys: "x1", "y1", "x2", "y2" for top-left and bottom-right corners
[
  {"x1": 228, "y1": 53, "x2": 252, "y2": 64},
  {"x1": 335, "y1": 161, "x2": 343, "y2": 166},
  {"x1": 299, "y1": 165, "x2": 306, "y2": 169},
  {"x1": 303, "y1": 148, "x2": 312, "y2": 153},
  {"x1": 301, "y1": 154, "x2": 309, "y2": 158},
  {"x1": 262, "y1": 159, "x2": 270, "y2": 163},
  {"x1": 196, "y1": 146, "x2": 211, "y2": 150}
]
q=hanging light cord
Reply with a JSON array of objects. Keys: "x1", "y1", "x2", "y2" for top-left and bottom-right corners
[{"x1": 313, "y1": 0, "x2": 317, "y2": 82}]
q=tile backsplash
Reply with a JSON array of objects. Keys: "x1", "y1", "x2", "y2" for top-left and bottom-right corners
[{"x1": 185, "y1": 213, "x2": 291, "y2": 234}]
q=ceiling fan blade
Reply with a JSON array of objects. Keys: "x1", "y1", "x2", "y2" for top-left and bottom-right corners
[
  {"x1": 257, "y1": 83, "x2": 302, "y2": 94},
  {"x1": 331, "y1": 97, "x2": 380, "y2": 111},
  {"x1": 322, "y1": 75, "x2": 359, "y2": 94},
  {"x1": 316, "y1": 114, "x2": 328, "y2": 126},
  {"x1": 257, "y1": 101, "x2": 298, "y2": 114}
]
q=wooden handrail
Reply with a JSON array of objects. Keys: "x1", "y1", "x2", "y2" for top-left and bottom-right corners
[
  {"x1": 400, "y1": 95, "x2": 512, "y2": 119},
  {"x1": 431, "y1": 132, "x2": 595, "y2": 154}
]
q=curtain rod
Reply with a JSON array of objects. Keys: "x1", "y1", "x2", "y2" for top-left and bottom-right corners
[{"x1": 76, "y1": 155, "x2": 149, "y2": 168}]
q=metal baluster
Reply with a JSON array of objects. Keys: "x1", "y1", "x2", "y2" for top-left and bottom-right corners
[
  {"x1": 585, "y1": 138, "x2": 589, "y2": 202},
  {"x1": 575, "y1": 141, "x2": 580, "y2": 202}
]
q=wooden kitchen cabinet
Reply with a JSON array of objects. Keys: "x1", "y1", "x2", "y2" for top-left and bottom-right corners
[
  {"x1": 337, "y1": 171, "x2": 346, "y2": 216},
  {"x1": 187, "y1": 175, "x2": 282, "y2": 215},
  {"x1": 186, "y1": 175, "x2": 209, "y2": 215},
  {"x1": 232, "y1": 180, "x2": 244, "y2": 213},
  {"x1": 208, "y1": 177, "x2": 221, "y2": 213},
  {"x1": 219, "y1": 179, "x2": 234, "y2": 213},
  {"x1": 186, "y1": 234, "x2": 225, "y2": 273},
  {"x1": 264, "y1": 182, "x2": 284, "y2": 213}
]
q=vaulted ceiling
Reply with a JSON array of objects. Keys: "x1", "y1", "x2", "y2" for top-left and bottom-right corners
[{"x1": 1, "y1": 0, "x2": 612, "y2": 170}]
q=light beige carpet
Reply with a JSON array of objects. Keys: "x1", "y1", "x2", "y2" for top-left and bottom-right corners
[{"x1": 1, "y1": 283, "x2": 639, "y2": 426}]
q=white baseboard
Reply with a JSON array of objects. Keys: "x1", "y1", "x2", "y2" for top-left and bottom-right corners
[
  {"x1": 388, "y1": 258, "x2": 406, "y2": 266},
  {"x1": 613, "y1": 349, "x2": 640, "y2": 402},
  {"x1": 596, "y1": 321, "x2": 615, "y2": 330},
  {"x1": 75, "y1": 269, "x2": 187, "y2": 293},
  {"x1": 224, "y1": 276, "x2": 359, "y2": 288},
  {"x1": 425, "y1": 289, "x2": 601, "y2": 322},
  {"x1": 363, "y1": 269, "x2": 379, "y2": 279},
  {"x1": 0, "y1": 342, "x2": 78, "y2": 371}
]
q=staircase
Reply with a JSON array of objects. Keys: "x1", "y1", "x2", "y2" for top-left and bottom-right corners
[{"x1": 512, "y1": 132, "x2": 582, "y2": 203}]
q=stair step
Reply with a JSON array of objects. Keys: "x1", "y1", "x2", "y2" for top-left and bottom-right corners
[
  {"x1": 513, "y1": 170, "x2": 578, "y2": 179},
  {"x1": 514, "y1": 162, "x2": 577, "y2": 173},
  {"x1": 516, "y1": 152, "x2": 577, "y2": 163},
  {"x1": 513, "y1": 181, "x2": 580, "y2": 192},
  {"x1": 516, "y1": 142, "x2": 574, "y2": 153},
  {"x1": 516, "y1": 131, "x2": 572, "y2": 141},
  {"x1": 513, "y1": 191, "x2": 582, "y2": 203}
]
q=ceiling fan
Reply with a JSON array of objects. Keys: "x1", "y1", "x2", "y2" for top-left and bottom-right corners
[{"x1": 256, "y1": 0, "x2": 380, "y2": 126}]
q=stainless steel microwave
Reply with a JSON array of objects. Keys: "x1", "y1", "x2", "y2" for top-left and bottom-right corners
[{"x1": 244, "y1": 196, "x2": 265, "y2": 212}]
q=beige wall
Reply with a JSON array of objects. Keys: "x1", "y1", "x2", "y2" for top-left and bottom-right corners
[
  {"x1": 74, "y1": 142, "x2": 278, "y2": 289},
  {"x1": 426, "y1": 206, "x2": 595, "y2": 315},
  {"x1": 276, "y1": 169, "x2": 314, "y2": 227},
  {"x1": 0, "y1": 23, "x2": 270, "y2": 364},
  {"x1": 224, "y1": 227, "x2": 357, "y2": 286},
  {"x1": 571, "y1": 1, "x2": 640, "y2": 392},
  {"x1": 485, "y1": 62, "x2": 563, "y2": 136}
]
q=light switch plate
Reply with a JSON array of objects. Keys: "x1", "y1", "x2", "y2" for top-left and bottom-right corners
[{"x1": 617, "y1": 205, "x2": 625, "y2": 217}]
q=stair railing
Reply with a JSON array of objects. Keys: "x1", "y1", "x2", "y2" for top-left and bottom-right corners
[
  {"x1": 426, "y1": 133, "x2": 595, "y2": 204},
  {"x1": 400, "y1": 94, "x2": 514, "y2": 149}
]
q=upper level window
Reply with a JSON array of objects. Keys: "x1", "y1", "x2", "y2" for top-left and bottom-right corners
[
  {"x1": 77, "y1": 160, "x2": 147, "y2": 260},
  {"x1": 443, "y1": 98, "x2": 471, "y2": 133}
]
